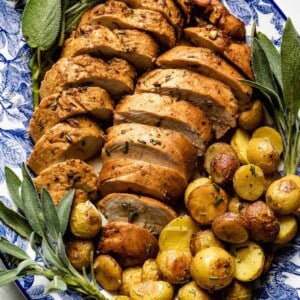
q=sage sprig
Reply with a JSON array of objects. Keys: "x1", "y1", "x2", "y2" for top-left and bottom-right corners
[
  {"x1": 243, "y1": 18, "x2": 300, "y2": 175},
  {"x1": 0, "y1": 165, "x2": 107, "y2": 299},
  {"x1": 22, "y1": 0, "x2": 104, "y2": 107}
]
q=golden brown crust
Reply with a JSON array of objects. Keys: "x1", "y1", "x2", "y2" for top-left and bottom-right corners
[
  {"x1": 135, "y1": 68, "x2": 239, "y2": 138},
  {"x1": 40, "y1": 55, "x2": 136, "y2": 99},
  {"x1": 62, "y1": 25, "x2": 159, "y2": 70},
  {"x1": 28, "y1": 116, "x2": 104, "y2": 174},
  {"x1": 79, "y1": 1, "x2": 176, "y2": 48},
  {"x1": 99, "y1": 158, "x2": 187, "y2": 203},
  {"x1": 115, "y1": 93, "x2": 212, "y2": 155},
  {"x1": 102, "y1": 123, "x2": 197, "y2": 180},
  {"x1": 98, "y1": 222, "x2": 159, "y2": 267},
  {"x1": 156, "y1": 45, "x2": 252, "y2": 111},
  {"x1": 29, "y1": 87, "x2": 113, "y2": 143},
  {"x1": 33, "y1": 159, "x2": 98, "y2": 206}
]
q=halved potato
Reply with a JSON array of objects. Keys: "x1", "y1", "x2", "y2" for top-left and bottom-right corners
[
  {"x1": 233, "y1": 164, "x2": 265, "y2": 201},
  {"x1": 252, "y1": 126, "x2": 283, "y2": 154},
  {"x1": 186, "y1": 183, "x2": 228, "y2": 225},
  {"x1": 178, "y1": 281, "x2": 213, "y2": 300},
  {"x1": 119, "y1": 267, "x2": 142, "y2": 296},
  {"x1": 225, "y1": 280, "x2": 252, "y2": 300},
  {"x1": 230, "y1": 128, "x2": 250, "y2": 165},
  {"x1": 274, "y1": 215, "x2": 298, "y2": 244},
  {"x1": 230, "y1": 241, "x2": 265, "y2": 282},
  {"x1": 184, "y1": 177, "x2": 212, "y2": 206},
  {"x1": 141, "y1": 259, "x2": 161, "y2": 281},
  {"x1": 228, "y1": 196, "x2": 250, "y2": 214},
  {"x1": 212, "y1": 212, "x2": 249, "y2": 244},
  {"x1": 158, "y1": 215, "x2": 199, "y2": 252}
]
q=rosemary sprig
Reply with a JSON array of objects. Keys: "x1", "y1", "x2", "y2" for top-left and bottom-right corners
[
  {"x1": 0, "y1": 165, "x2": 107, "y2": 299},
  {"x1": 243, "y1": 19, "x2": 300, "y2": 175},
  {"x1": 22, "y1": 0, "x2": 104, "y2": 107}
]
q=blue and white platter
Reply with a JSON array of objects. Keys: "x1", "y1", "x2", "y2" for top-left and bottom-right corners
[{"x1": 0, "y1": 0, "x2": 299, "y2": 299}]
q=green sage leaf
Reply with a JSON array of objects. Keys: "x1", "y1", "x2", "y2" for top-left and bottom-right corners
[
  {"x1": 4, "y1": 167, "x2": 23, "y2": 211},
  {"x1": 41, "y1": 189, "x2": 61, "y2": 240},
  {"x1": 281, "y1": 18, "x2": 300, "y2": 113},
  {"x1": 57, "y1": 189, "x2": 75, "y2": 236},
  {"x1": 256, "y1": 32, "x2": 282, "y2": 89},
  {"x1": 0, "y1": 200, "x2": 35, "y2": 241},
  {"x1": 0, "y1": 269, "x2": 20, "y2": 286},
  {"x1": 0, "y1": 238, "x2": 30, "y2": 260},
  {"x1": 16, "y1": 259, "x2": 36, "y2": 275},
  {"x1": 22, "y1": 0, "x2": 61, "y2": 50},
  {"x1": 44, "y1": 275, "x2": 67, "y2": 294}
]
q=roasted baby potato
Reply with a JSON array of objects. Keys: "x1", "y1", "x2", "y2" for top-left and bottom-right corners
[
  {"x1": 230, "y1": 128, "x2": 250, "y2": 165},
  {"x1": 233, "y1": 164, "x2": 265, "y2": 201},
  {"x1": 66, "y1": 238, "x2": 94, "y2": 270},
  {"x1": 228, "y1": 196, "x2": 250, "y2": 214},
  {"x1": 98, "y1": 222, "x2": 158, "y2": 267},
  {"x1": 186, "y1": 183, "x2": 228, "y2": 225},
  {"x1": 190, "y1": 247, "x2": 235, "y2": 291},
  {"x1": 230, "y1": 242, "x2": 265, "y2": 282},
  {"x1": 129, "y1": 280, "x2": 174, "y2": 300},
  {"x1": 190, "y1": 229, "x2": 224, "y2": 256},
  {"x1": 242, "y1": 201, "x2": 279, "y2": 242},
  {"x1": 212, "y1": 212, "x2": 249, "y2": 244},
  {"x1": 70, "y1": 201, "x2": 102, "y2": 238},
  {"x1": 114, "y1": 296, "x2": 130, "y2": 300},
  {"x1": 247, "y1": 137, "x2": 280, "y2": 174},
  {"x1": 156, "y1": 250, "x2": 192, "y2": 284},
  {"x1": 141, "y1": 259, "x2": 161, "y2": 281},
  {"x1": 252, "y1": 126, "x2": 283, "y2": 154},
  {"x1": 238, "y1": 99, "x2": 263, "y2": 131},
  {"x1": 119, "y1": 267, "x2": 142, "y2": 296},
  {"x1": 184, "y1": 177, "x2": 212, "y2": 206},
  {"x1": 178, "y1": 281, "x2": 213, "y2": 300},
  {"x1": 225, "y1": 280, "x2": 252, "y2": 300},
  {"x1": 266, "y1": 176, "x2": 300, "y2": 215},
  {"x1": 158, "y1": 215, "x2": 199, "y2": 252},
  {"x1": 204, "y1": 143, "x2": 239, "y2": 185},
  {"x1": 93, "y1": 255, "x2": 122, "y2": 292},
  {"x1": 274, "y1": 215, "x2": 298, "y2": 244}
]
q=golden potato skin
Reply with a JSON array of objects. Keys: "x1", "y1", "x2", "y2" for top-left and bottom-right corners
[
  {"x1": 141, "y1": 259, "x2": 161, "y2": 281},
  {"x1": 178, "y1": 281, "x2": 213, "y2": 300},
  {"x1": 119, "y1": 267, "x2": 142, "y2": 296},
  {"x1": 129, "y1": 281, "x2": 174, "y2": 300},
  {"x1": 228, "y1": 197, "x2": 250, "y2": 214},
  {"x1": 156, "y1": 250, "x2": 192, "y2": 284},
  {"x1": 233, "y1": 164, "x2": 265, "y2": 201},
  {"x1": 266, "y1": 177, "x2": 300, "y2": 215},
  {"x1": 230, "y1": 128, "x2": 250, "y2": 165},
  {"x1": 247, "y1": 137, "x2": 280, "y2": 175},
  {"x1": 66, "y1": 238, "x2": 94, "y2": 270},
  {"x1": 93, "y1": 255, "x2": 122, "y2": 292},
  {"x1": 114, "y1": 296, "x2": 131, "y2": 300},
  {"x1": 186, "y1": 183, "x2": 228, "y2": 225},
  {"x1": 242, "y1": 201, "x2": 279, "y2": 242},
  {"x1": 274, "y1": 215, "x2": 298, "y2": 244},
  {"x1": 225, "y1": 280, "x2": 252, "y2": 300},
  {"x1": 69, "y1": 201, "x2": 102, "y2": 238},
  {"x1": 184, "y1": 178, "x2": 212, "y2": 206},
  {"x1": 212, "y1": 212, "x2": 249, "y2": 244},
  {"x1": 204, "y1": 143, "x2": 239, "y2": 185},
  {"x1": 238, "y1": 99, "x2": 263, "y2": 131},
  {"x1": 190, "y1": 230, "x2": 224, "y2": 256},
  {"x1": 190, "y1": 247, "x2": 235, "y2": 291}
]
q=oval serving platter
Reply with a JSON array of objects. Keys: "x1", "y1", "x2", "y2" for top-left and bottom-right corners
[{"x1": 0, "y1": 0, "x2": 299, "y2": 299}]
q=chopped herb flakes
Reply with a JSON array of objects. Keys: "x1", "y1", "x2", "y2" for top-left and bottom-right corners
[
  {"x1": 209, "y1": 276, "x2": 219, "y2": 281},
  {"x1": 250, "y1": 165, "x2": 257, "y2": 177},
  {"x1": 213, "y1": 195, "x2": 223, "y2": 206},
  {"x1": 213, "y1": 182, "x2": 220, "y2": 192},
  {"x1": 150, "y1": 139, "x2": 161, "y2": 145},
  {"x1": 123, "y1": 141, "x2": 129, "y2": 154}
]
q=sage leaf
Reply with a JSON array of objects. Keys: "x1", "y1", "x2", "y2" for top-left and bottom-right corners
[
  {"x1": 57, "y1": 189, "x2": 75, "y2": 236},
  {"x1": 21, "y1": 178, "x2": 46, "y2": 237},
  {"x1": 256, "y1": 32, "x2": 282, "y2": 89},
  {"x1": 16, "y1": 259, "x2": 36, "y2": 275},
  {"x1": 41, "y1": 189, "x2": 61, "y2": 240},
  {"x1": 44, "y1": 275, "x2": 67, "y2": 294},
  {"x1": 4, "y1": 167, "x2": 23, "y2": 211},
  {"x1": 281, "y1": 18, "x2": 300, "y2": 113},
  {"x1": 0, "y1": 238, "x2": 30, "y2": 260},
  {"x1": 0, "y1": 269, "x2": 20, "y2": 286},
  {"x1": 0, "y1": 201, "x2": 35, "y2": 241},
  {"x1": 22, "y1": 0, "x2": 61, "y2": 50},
  {"x1": 41, "y1": 239, "x2": 68, "y2": 273}
]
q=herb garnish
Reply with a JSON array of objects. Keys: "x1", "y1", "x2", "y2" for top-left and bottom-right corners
[
  {"x1": 244, "y1": 19, "x2": 300, "y2": 175},
  {"x1": 250, "y1": 165, "x2": 256, "y2": 177},
  {"x1": 213, "y1": 195, "x2": 223, "y2": 206},
  {"x1": 0, "y1": 165, "x2": 107, "y2": 299}
]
